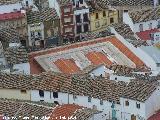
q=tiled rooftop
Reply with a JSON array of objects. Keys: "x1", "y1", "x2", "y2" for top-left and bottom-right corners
[
  {"x1": 112, "y1": 23, "x2": 148, "y2": 46},
  {"x1": 57, "y1": 0, "x2": 72, "y2": 6},
  {"x1": 40, "y1": 8, "x2": 59, "y2": 21},
  {"x1": 0, "y1": 71, "x2": 157, "y2": 103},
  {"x1": 86, "y1": 52, "x2": 112, "y2": 67},
  {"x1": 0, "y1": 99, "x2": 53, "y2": 119},
  {"x1": 49, "y1": 104, "x2": 98, "y2": 120},
  {"x1": 54, "y1": 58, "x2": 80, "y2": 74},
  {"x1": 86, "y1": 0, "x2": 110, "y2": 12},
  {"x1": 29, "y1": 36, "x2": 145, "y2": 74},
  {"x1": 4, "y1": 46, "x2": 28, "y2": 65},
  {"x1": 26, "y1": 10, "x2": 41, "y2": 24},
  {"x1": 136, "y1": 29, "x2": 160, "y2": 41},
  {"x1": 0, "y1": 27, "x2": 20, "y2": 49},
  {"x1": 148, "y1": 110, "x2": 160, "y2": 120},
  {"x1": 0, "y1": 0, "x2": 19, "y2": 5},
  {"x1": 129, "y1": 7, "x2": 160, "y2": 23},
  {"x1": 81, "y1": 30, "x2": 114, "y2": 41},
  {"x1": 0, "y1": 11, "x2": 25, "y2": 21},
  {"x1": 110, "y1": 0, "x2": 153, "y2": 6}
]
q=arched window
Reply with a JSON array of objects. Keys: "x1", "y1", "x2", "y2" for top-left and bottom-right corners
[{"x1": 139, "y1": 24, "x2": 143, "y2": 31}]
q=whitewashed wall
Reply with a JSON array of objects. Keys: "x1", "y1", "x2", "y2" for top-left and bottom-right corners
[
  {"x1": 145, "y1": 87, "x2": 160, "y2": 119},
  {"x1": 110, "y1": 74, "x2": 133, "y2": 82},
  {"x1": 48, "y1": 0, "x2": 60, "y2": 17},
  {"x1": 13, "y1": 63, "x2": 30, "y2": 75},
  {"x1": 123, "y1": 12, "x2": 134, "y2": 31},
  {"x1": 110, "y1": 27, "x2": 157, "y2": 71},
  {"x1": 120, "y1": 98, "x2": 146, "y2": 120},
  {"x1": 31, "y1": 90, "x2": 69, "y2": 104},
  {"x1": 89, "y1": 65, "x2": 109, "y2": 78},
  {"x1": 134, "y1": 20, "x2": 160, "y2": 33},
  {"x1": 31, "y1": 90, "x2": 124, "y2": 120},
  {"x1": 22, "y1": 0, "x2": 34, "y2": 7}
]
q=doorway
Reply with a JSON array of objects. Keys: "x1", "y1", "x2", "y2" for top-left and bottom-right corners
[{"x1": 131, "y1": 114, "x2": 136, "y2": 120}]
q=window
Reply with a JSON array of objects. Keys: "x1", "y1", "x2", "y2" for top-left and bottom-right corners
[
  {"x1": 72, "y1": 0, "x2": 75, "y2": 5},
  {"x1": 73, "y1": 95, "x2": 77, "y2": 100},
  {"x1": 149, "y1": 23, "x2": 152, "y2": 29},
  {"x1": 125, "y1": 101, "x2": 129, "y2": 106},
  {"x1": 95, "y1": 13, "x2": 99, "y2": 19},
  {"x1": 76, "y1": 15, "x2": 81, "y2": 23},
  {"x1": 136, "y1": 103, "x2": 140, "y2": 109},
  {"x1": 64, "y1": 8, "x2": 70, "y2": 13},
  {"x1": 26, "y1": 1, "x2": 28, "y2": 6},
  {"x1": 54, "y1": 101, "x2": 59, "y2": 105},
  {"x1": 139, "y1": 24, "x2": 143, "y2": 31},
  {"x1": 37, "y1": 32, "x2": 41, "y2": 37},
  {"x1": 79, "y1": 0, "x2": 83, "y2": 4},
  {"x1": 100, "y1": 99, "x2": 103, "y2": 105},
  {"x1": 31, "y1": 32, "x2": 34, "y2": 37},
  {"x1": 95, "y1": 21, "x2": 100, "y2": 28},
  {"x1": 21, "y1": 90, "x2": 27, "y2": 94},
  {"x1": 158, "y1": 20, "x2": 160, "y2": 26},
  {"x1": 110, "y1": 18, "x2": 114, "y2": 24},
  {"x1": 84, "y1": 24, "x2": 89, "y2": 32},
  {"x1": 103, "y1": 19, "x2": 107, "y2": 26},
  {"x1": 88, "y1": 96, "x2": 91, "y2": 102},
  {"x1": 77, "y1": 25, "x2": 82, "y2": 34},
  {"x1": 39, "y1": 90, "x2": 44, "y2": 97},
  {"x1": 103, "y1": 11, "x2": 106, "y2": 17},
  {"x1": 64, "y1": 17, "x2": 71, "y2": 23},
  {"x1": 53, "y1": 92, "x2": 58, "y2": 98},
  {"x1": 65, "y1": 28, "x2": 72, "y2": 33},
  {"x1": 83, "y1": 13, "x2": 88, "y2": 22}
]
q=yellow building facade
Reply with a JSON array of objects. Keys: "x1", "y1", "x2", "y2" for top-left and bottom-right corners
[
  {"x1": 90, "y1": 9, "x2": 118, "y2": 32},
  {"x1": 0, "y1": 88, "x2": 31, "y2": 100}
]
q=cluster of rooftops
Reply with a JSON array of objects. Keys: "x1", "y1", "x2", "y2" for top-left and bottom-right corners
[{"x1": 0, "y1": 71, "x2": 158, "y2": 103}]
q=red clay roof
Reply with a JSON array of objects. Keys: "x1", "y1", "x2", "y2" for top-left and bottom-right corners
[
  {"x1": 49, "y1": 104, "x2": 82, "y2": 120},
  {"x1": 0, "y1": 11, "x2": 25, "y2": 21},
  {"x1": 54, "y1": 58, "x2": 80, "y2": 74},
  {"x1": 86, "y1": 52, "x2": 112, "y2": 67},
  {"x1": 0, "y1": 115, "x2": 3, "y2": 120},
  {"x1": 148, "y1": 110, "x2": 160, "y2": 120},
  {"x1": 136, "y1": 29, "x2": 160, "y2": 41},
  {"x1": 29, "y1": 36, "x2": 145, "y2": 74}
]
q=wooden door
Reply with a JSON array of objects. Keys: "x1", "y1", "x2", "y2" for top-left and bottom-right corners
[{"x1": 131, "y1": 114, "x2": 136, "y2": 120}]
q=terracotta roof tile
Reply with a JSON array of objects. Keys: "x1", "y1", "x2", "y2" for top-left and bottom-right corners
[
  {"x1": 29, "y1": 36, "x2": 145, "y2": 74},
  {"x1": 54, "y1": 59, "x2": 80, "y2": 74},
  {"x1": 136, "y1": 29, "x2": 160, "y2": 41},
  {"x1": 148, "y1": 110, "x2": 160, "y2": 120},
  {"x1": 0, "y1": 11, "x2": 25, "y2": 21},
  {"x1": 49, "y1": 104, "x2": 97, "y2": 120},
  {"x1": 86, "y1": 52, "x2": 112, "y2": 67}
]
